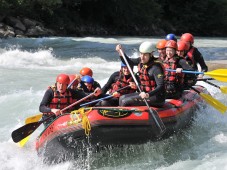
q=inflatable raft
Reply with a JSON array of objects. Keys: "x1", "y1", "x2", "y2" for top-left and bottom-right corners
[{"x1": 36, "y1": 85, "x2": 208, "y2": 163}]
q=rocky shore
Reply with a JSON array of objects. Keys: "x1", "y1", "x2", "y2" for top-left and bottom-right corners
[{"x1": 0, "y1": 16, "x2": 55, "y2": 38}]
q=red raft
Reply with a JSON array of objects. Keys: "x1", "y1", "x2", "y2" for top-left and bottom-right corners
[{"x1": 36, "y1": 85, "x2": 208, "y2": 162}]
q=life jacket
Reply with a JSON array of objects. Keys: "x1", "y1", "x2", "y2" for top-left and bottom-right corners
[
  {"x1": 109, "y1": 74, "x2": 121, "y2": 94},
  {"x1": 48, "y1": 86, "x2": 76, "y2": 112},
  {"x1": 185, "y1": 47, "x2": 195, "y2": 67},
  {"x1": 138, "y1": 60, "x2": 164, "y2": 93},
  {"x1": 162, "y1": 55, "x2": 184, "y2": 86},
  {"x1": 112, "y1": 73, "x2": 136, "y2": 95}
]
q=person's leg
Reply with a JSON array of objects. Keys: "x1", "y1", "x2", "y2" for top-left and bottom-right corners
[{"x1": 120, "y1": 93, "x2": 165, "y2": 107}]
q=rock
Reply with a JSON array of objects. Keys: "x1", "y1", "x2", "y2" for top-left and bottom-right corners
[
  {"x1": 5, "y1": 16, "x2": 26, "y2": 32},
  {"x1": 22, "y1": 18, "x2": 37, "y2": 28}
]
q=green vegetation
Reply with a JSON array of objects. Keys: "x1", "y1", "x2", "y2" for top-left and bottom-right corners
[{"x1": 1, "y1": 0, "x2": 227, "y2": 36}]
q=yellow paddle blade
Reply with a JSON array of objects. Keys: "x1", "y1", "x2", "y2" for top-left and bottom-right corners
[
  {"x1": 205, "y1": 69, "x2": 227, "y2": 82},
  {"x1": 19, "y1": 136, "x2": 30, "y2": 147},
  {"x1": 220, "y1": 86, "x2": 227, "y2": 94},
  {"x1": 25, "y1": 113, "x2": 42, "y2": 124},
  {"x1": 200, "y1": 93, "x2": 227, "y2": 114},
  {"x1": 19, "y1": 113, "x2": 43, "y2": 147}
]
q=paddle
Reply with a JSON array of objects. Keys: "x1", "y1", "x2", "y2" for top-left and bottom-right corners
[
  {"x1": 119, "y1": 49, "x2": 166, "y2": 137},
  {"x1": 190, "y1": 86, "x2": 227, "y2": 114},
  {"x1": 166, "y1": 69, "x2": 227, "y2": 82},
  {"x1": 18, "y1": 113, "x2": 43, "y2": 147},
  {"x1": 11, "y1": 92, "x2": 95, "y2": 143},
  {"x1": 67, "y1": 77, "x2": 77, "y2": 89},
  {"x1": 80, "y1": 85, "x2": 131, "y2": 107},
  {"x1": 197, "y1": 79, "x2": 227, "y2": 94}
]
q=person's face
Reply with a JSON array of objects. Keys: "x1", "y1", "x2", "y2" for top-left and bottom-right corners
[
  {"x1": 140, "y1": 53, "x2": 150, "y2": 64},
  {"x1": 177, "y1": 50, "x2": 185, "y2": 57},
  {"x1": 158, "y1": 48, "x2": 166, "y2": 57},
  {"x1": 166, "y1": 48, "x2": 175, "y2": 58},
  {"x1": 122, "y1": 66, "x2": 130, "y2": 75},
  {"x1": 57, "y1": 82, "x2": 67, "y2": 94},
  {"x1": 85, "y1": 83, "x2": 93, "y2": 91}
]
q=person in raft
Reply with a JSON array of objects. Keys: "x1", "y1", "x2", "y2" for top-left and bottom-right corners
[
  {"x1": 115, "y1": 41, "x2": 166, "y2": 107},
  {"x1": 98, "y1": 62, "x2": 137, "y2": 106},
  {"x1": 180, "y1": 33, "x2": 208, "y2": 77},
  {"x1": 39, "y1": 73, "x2": 101, "y2": 127},
  {"x1": 161, "y1": 40, "x2": 196, "y2": 99}
]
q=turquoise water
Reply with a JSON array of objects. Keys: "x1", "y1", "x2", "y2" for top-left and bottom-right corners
[{"x1": 0, "y1": 37, "x2": 227, "y2": 170}]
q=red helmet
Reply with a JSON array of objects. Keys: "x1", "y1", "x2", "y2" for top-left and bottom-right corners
[
  {"x1": 180, "y1": 33, "x2": 194, "y2": 44},
  {"x1": 177, "y1": 41, "x2": 187, "y2": 51},
  {"x1": 68, "y1": 74, "x2": 78, "y2": 86},
  {"x1": 156, "y1": 40, "x2": 167, "y2": 49},
  {"x1": 165, "y1": 40, "x2": 177, "y2": 50},
  {"x1": 56, "y1": 74, "x2": 70, "y2": 85},
  {"x1": 80, "y1": 67, "x2": 93, "y2": 77}
]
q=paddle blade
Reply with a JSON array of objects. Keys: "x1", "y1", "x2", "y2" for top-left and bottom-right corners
[
  {"x1": 25, "y1": 113, "x2": 42, "y2": 124},
  {"x1": 220, "y1": 86, "x2": 227, "y2": 94},
  {"x1": 19, "y1": 136, "x2": 30, "y2": 147},
  {"x1": 12, "y1": 121, "x2": 42, "y2": 143},
  {"x1": 205, "y1": 69, "x2": 227, "y2": 82},
  {"x1": 200, "y1": 93, "x2": 227, "y2": 114}
]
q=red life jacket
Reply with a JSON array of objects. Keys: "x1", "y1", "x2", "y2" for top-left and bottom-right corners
[
  {"x1": 186, "y1": 47, "x2": 195, "y2": 66},
  {"x1": 138, "y1": 61, "x2": 163, "y2": 93},
  {"x1": 48, "y1": 86, "x2": 76, "y2": 112},
  {"x1": 163, "y1": 55, "x2": 184, "y2": 85},
  {"x1": 112, "y1": 73, "x2": 136, "y2": 95}
]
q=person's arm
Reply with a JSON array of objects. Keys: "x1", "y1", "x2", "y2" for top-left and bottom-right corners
[
  {"x1": 94, "y1": 81, "x2": 101, "y2": 88},
  {"x1": 193, "y1": 48, "x2": 208, "y2": 72},
  {"x1": 39, "y1": 89, "x2": 53, "y2": 113},
  {"x1": 147, "y1": 65, "x2": 165, "y2": 96},
  {"x1": 178, "y1": 58, "x2": 194, "y2": 71},
  {"x1": 101, "y1": 71, "x2": 119, "y2": 94}
]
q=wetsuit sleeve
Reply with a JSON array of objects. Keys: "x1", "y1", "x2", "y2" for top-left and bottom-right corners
[
  {"x1": 94, "y1": 81, "x2": 101, "y2": 88},
  {"x1": 193, "y1": 48, "x2": 208, "y2": 72},
  {"x1": 70, "y1": 89, "x2": 87, "y2": 100},
  {"x1": 39, "y1": 88, "x2": 53, "y2": 113},
  {"x1": 178, "y1": 58, "x2": 194, "y2": 71},
  {"x1": 179, "y1": 58, "x2": 197, "y2": 79},
  {"x1": 101, "y1": 71, "x2": 119, "y2": 94},
  {"x1": 147, "y1": 65, "x2": 165, "y2": 96}
]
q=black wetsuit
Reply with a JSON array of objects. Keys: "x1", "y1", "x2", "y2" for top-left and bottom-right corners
[
  {"x1": 186, "y1": 47, "x2": 208, "y2": 72},
  {"x1": 39, "y1": 88, "x2": 86, "y2": 126},
  {"x1": 96, "y1": 71, "x2": 120, "y2": 106},
  {"x1": 119, "y1": 55, "x2": 166, "y2": 107}
]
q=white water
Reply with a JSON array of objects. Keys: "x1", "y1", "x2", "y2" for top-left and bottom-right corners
[{"x1": 0, "y1": 37, "x2": 227, "y2": 170}]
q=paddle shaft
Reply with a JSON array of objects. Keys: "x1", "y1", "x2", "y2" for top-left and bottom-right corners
[
  {"x1": 80, "y1": 85, "x2": 130, "y2": 107},
  {"x1": 166, "y1": 69, "x2": 204, "y2": 74},
  {"x1": 67, "y1": 78, "x2": 77, "y2": 89},
  {"x1": 119, "y1": 49, "x2": 166, "y2": 136},
  {"x1": 203, "y1": 80, "x2": 220, "y2": 89},
  {"x1": 196, "y1": 78, "x2": 215, "y2": 81}
]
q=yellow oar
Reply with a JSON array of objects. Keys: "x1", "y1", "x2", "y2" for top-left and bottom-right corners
[
  {"x1": 191, "y1": 87, "x2": 227, "y2": 114},
  {"x1": 19, "y1": 113, "x2": 43, "y2": 147},
  {"x1": 166, "y1": 69, "x2": 227, "y2": 82}
]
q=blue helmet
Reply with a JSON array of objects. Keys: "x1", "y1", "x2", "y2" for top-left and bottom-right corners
[
  {"x1": 81, "y1": 75, "x2": 94, "y2": 84},
  {"x1": 165, "y1": 33, "x2": 177, "y2": 42},
  {"x1": 121, "y1": 62, "x2": 126, "y2": 67}
]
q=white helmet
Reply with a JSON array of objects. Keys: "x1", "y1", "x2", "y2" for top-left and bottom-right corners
[{"x1": 139, "y1": 41, "x2": 155, "y2": 53}]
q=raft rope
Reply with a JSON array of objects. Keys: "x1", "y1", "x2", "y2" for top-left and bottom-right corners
[{"x1": 67, "y1": 107, "x2": 92, "y2": 136}]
